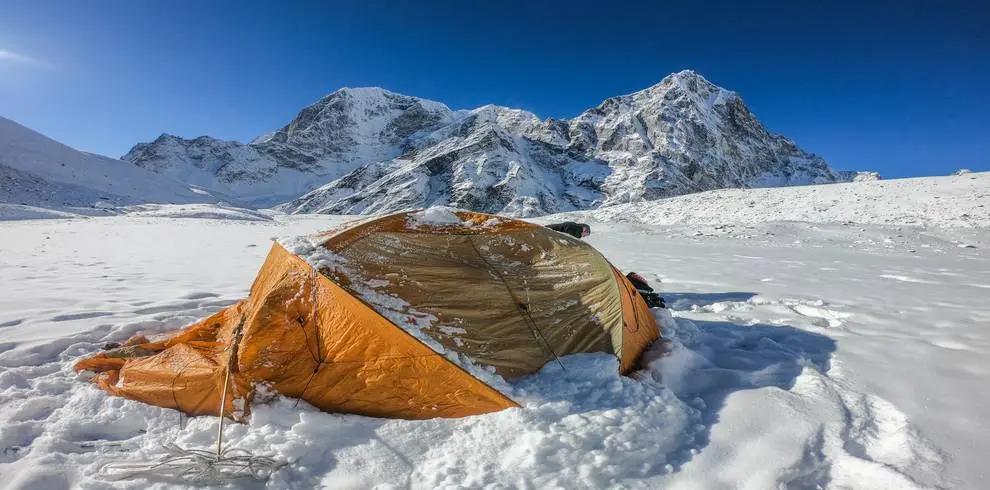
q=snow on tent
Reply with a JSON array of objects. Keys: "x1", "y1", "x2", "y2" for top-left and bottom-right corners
[{"x1": 74, "y1": 208, "x2": 659, "y2": 420}]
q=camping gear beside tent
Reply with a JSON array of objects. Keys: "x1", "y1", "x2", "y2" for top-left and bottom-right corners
[
  {"x1": 626, "y1": 272, "x2": 666, "y2": 308},
  {"x1": 74, "y1": 208, "x2": 659, "y2": 420}
]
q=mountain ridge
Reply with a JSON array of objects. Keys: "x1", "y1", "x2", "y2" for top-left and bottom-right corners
[
  {"x1": 122, "y1": 87, "x2": 456, "y2": 207},
  {"x1": 2, "y1": 70, "x2": 858, "y2": 217},
  {"x1": 275, "y1": 70, "x2": 847, "y2": 216}
]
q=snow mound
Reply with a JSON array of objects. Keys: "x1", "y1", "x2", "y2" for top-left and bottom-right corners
[{"x1": 406, "y1": 205, "x2": 464, "y2": 226}]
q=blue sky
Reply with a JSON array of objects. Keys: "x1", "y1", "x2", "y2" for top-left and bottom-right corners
[{"x1": 1, "y1": 0, "x2": 987, "y2": 177}]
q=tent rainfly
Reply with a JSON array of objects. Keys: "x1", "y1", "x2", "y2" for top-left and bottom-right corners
[{"x1": 74, "y1": 209, "x2": 660, "y2": 419}]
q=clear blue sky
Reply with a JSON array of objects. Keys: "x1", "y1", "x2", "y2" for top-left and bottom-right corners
[{"x1": 1, "y1": 0, "x2": 987, "y2": 177}]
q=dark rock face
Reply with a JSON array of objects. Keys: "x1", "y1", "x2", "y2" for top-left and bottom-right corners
[{"x1": 124, "y1": 71, "x2": 849, "y2": 216}]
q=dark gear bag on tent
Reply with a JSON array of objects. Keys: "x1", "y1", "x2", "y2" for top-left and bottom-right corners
[
  {"x1": 625, "y1": 272, "x2": 665, "y2": 308},
  {"x1": 545, "y1": 222, "x2": 591, "y2": 239}
]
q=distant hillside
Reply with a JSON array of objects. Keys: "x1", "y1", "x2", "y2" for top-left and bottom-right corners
[{"x1": 0, "y1": 116, "x2": 216, "y2": 210}]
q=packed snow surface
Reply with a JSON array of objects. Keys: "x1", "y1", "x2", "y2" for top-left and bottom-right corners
[{"x1": 1, "y1": 174, "x2": 988, "y2": 488}]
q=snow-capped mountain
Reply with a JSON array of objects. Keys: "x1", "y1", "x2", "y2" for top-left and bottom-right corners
[
  {"x1": 123, "y1": 88, "x2": 455, "y2": 207},
  {"x1": 283, "y1": 104, "x2": 606, "y2": 216},
  {"x1": 0, "y1": 116, "x2": 215, "y2": 210},
  {"x1": 124, "y1": 71, "x2": 849, "y2": 216},
  {"x1": 564, "y1": 72, "x2": 840, "y2": 202}
]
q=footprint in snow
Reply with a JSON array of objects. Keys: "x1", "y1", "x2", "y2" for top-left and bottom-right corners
[{"x1": 0, "y1": 319, "x2": 25, "y2": 328}]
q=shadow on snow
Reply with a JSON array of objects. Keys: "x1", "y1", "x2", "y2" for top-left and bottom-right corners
[
  {"x1": 0, "y1": 290, "x2": 836, "y2": 487},
  {"x1": 663, "y1": 291, "x2": 758, "y2": 310},
  {"x1": 643, "y1": 291, "x2": 836, "y2": 474}
]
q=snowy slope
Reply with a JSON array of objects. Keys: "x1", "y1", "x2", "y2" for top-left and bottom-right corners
[
  {"x1": 554, "y1": 171, "x2": 990, "y2": 229},
  {"x1": 126, "y1": 71, "x2": 853, "y2": 216},
  {"x1": 0, "y1": 116, "x2": 215, "y2": 210}
]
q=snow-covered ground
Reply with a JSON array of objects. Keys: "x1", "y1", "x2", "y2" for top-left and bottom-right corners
[
  {"x1": 1, "y1": 174, "x2": 988, "y2": 488},
  {"x1": 0, "y1": 203, "x2": 275, "y2": 222},
  {"x1": 557, "y1": 172, "x2": 990, "y2": 229}
]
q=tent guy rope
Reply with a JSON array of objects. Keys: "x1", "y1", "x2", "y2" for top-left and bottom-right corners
[{"x1": 98, "y1": 319, "x2": 284, "y2": 483}]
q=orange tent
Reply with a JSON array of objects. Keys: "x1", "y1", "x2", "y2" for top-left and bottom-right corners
[{"x1": 75, "y1": 209, "x2": 659, "y2": 419}]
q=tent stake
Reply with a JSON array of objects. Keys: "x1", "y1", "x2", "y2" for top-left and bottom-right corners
[
  {"x1": 217, "y1": 317, "x2": 245, "y2": 460},
  {"x1": 216, "y1": 363, "x2": 231, "y2": 460}
]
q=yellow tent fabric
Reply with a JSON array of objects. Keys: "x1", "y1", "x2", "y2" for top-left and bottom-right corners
[{"x1": 75, "y1": 210, "x2": 660, "y2": 419}]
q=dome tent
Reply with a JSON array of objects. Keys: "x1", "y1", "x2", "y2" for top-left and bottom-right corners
[{"x1": 74, "y1": 208, "x2": 659, "y2": 419}]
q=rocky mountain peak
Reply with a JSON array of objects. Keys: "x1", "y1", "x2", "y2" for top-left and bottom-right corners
[
  {"x1": 261, "y1": 87, "x2": 452, "y2": 163},
  {"x1": 463, "y1": 105, "x2": 541, "y2": 136},
  {"x1": 658, "y1": 69, "x2": 717, "y2": 89}
]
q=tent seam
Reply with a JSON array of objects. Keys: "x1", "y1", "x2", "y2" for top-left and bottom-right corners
[{"x1": 464, "y1": 235, "x2": 565, "y2": 371}]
